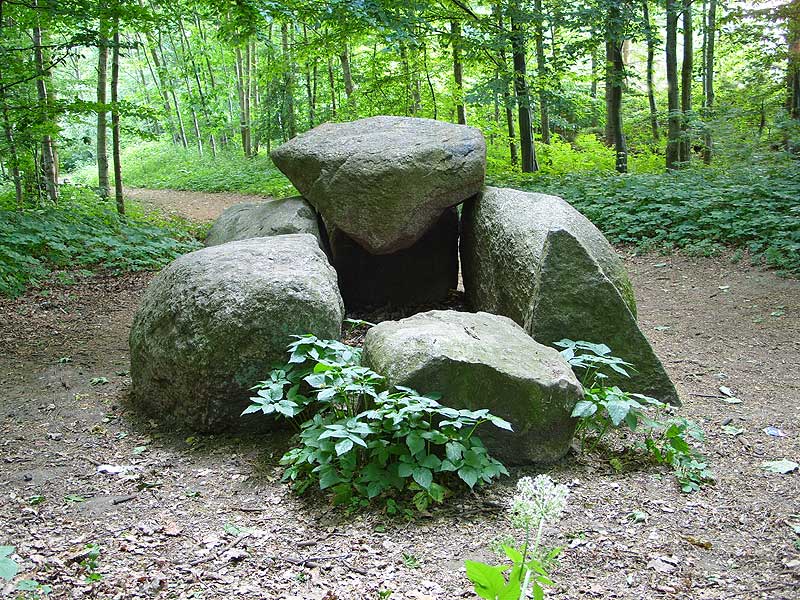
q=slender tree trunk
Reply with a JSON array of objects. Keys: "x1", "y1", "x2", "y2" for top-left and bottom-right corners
[
  {"x1": 510, "y1": 2, "x2": 538, "y2": 172},
  {"x1": 679, "y1": 0, "x2": 693, "y2": 163},
  {"x1": 282, "y1": 24, "x2": 297, "y2": 138},
  {"x1": 32, "y1": 3, "x2": 58, "y2": 202},
  {"x1": 327, "y1": 57, "x2": 337, "y2": 118},
  {"x1": 643, "y1": 0, "x2": 660, "y2": 141},
  {"x1": 495, "y1": 4, "x2": 518, "y2": 165},
  {"x1": 235, "y1": 47, "x2": 251, "y2": 156},
  {"x1": 304, "y1": 25, "x2": 316, "y2": 126},
  {"x1": 533, "y1": 0, "x2": 550, "y2": 143},
  {"x1": 339, "y1": 44, "x2": 354, "y2": 100},
  {"x1": 152, "y1": 40, "x2": 186, "y2": 147},
  {"x1": 97, "y1": 23, "x2": 110, "y2": 198},
  {"x1": 451, "y1": 20, "x2": 467, "y2": 125},
  {"x1": 703, "y1": 0, "x2": 717, "y2": 163},
  {"x1": 789, "y1": 4, "x2": 800, "y2": 122},
  {"x1": 252, "y1": 40, "x2": 260, "y2": 154},
  {"x1": 666, "y1": 0, "x2": 681, "y2": 169},
  {"x1": 423, "y1": 43, "x2": 438, "y2": 119},
  {"x1": 111, "y1": 24, "x2": 124, "y2": 215},
  {"x1": 607, "y1": 1, "x2": 627, "y2": 173}
]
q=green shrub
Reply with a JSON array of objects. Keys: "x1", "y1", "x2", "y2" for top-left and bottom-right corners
[
  {"x1": 243, "y1": 334, "x2": 511, "y2": 511},
  {"x1": 557, "y1": 339, "x2": 714, "y2": 493},
  {"x1": 0, "y1": 185, "x2": 201, "y2": 297}
]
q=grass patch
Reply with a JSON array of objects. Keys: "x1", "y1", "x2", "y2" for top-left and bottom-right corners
[
  {"x1": 72, "y1": 142, "x2": 295, "y2": 197},
  {"x1": 0, "y1": 185, "x2": 202, "y2": 298},
  {"x1": 490, "y1": 156, "x2": 800, "y2": 275}
]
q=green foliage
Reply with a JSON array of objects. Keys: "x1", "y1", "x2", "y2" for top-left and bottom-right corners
[
  {"x1": 556, "y1": 339, "x2": 714, "y2": 493},
  {"x1": 243, "y1": 335, "x2": 511, "y2": 510},
  {"x1": 0, "y1": 185, "x2": 201, "y2": 297},
  {"x1": 73, "y1": 142, "x2": 296, "y2": 197},
  {"x1": 0, "y1": 546, "x2": 19, "y2": 581},
  {"x1": 492, "y1": 158, "x2": 800, "y2": 274}
]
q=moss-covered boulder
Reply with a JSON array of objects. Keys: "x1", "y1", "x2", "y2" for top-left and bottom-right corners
[
  {"x1": 271, "y1": 116, "x2": 485, "y2": 254},
  {"x1": 362, "y1": 310, "x2": 582, "y2": 464},
  {"x1": 129, "y1": 234, "x2": 344, "y2": 431},
  {"x1": 325, "y1": 208, "x2": 459, "y2": 309},
  {"x1": 204, "y1": 197, "x2": 321, "y2": 247},
  {"x1": 460, "y1": 186, "x2": 678, "y2": 404}
]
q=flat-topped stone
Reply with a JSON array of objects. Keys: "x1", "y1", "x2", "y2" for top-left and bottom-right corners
[{"x1": 271, "y1": 116, "x2": 485, "y2": 254}]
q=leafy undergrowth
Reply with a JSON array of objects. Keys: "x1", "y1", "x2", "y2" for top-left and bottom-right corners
[
  {"x1": 0, "y1": 185, "x2": 202, "y2": 297},
  {"x1": 72, "y1": 142, "x2": 296, "y2": 197},
  {"x1": 490, "y1": 155, "x2": 800, "y2": 275}
]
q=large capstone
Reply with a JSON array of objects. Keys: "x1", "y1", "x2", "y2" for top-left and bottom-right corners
[
  {"x1": 129, "y1": 234, "x2": 344, "y2": 431},
  {"x1": 362, "y1": 310, "x2": 583, "y2": 464},
  {"x1": 204, "y1": 197, "x2": 321, "y2": 247},
  {"x1": 325, "y1": 208, "x2": 459, "y2": 309},
  {"x1": 460, "y1": 186, "x2": 678, "y2": 404},
  {"x1": 270, "y1": 116, "x2": 486, "y2": 254}
]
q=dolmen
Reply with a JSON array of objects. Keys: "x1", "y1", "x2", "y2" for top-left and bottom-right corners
[{"x1": 128, "y1": 116, "x2": 678, "y2": 462}]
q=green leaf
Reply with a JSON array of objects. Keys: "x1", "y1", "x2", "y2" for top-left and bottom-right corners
[
  {"x1": 445, "y1": 441, "x2": 464, "y2": 463},
  {"x1": 0, "y1": 546, "x2": 18, "y2": 581},
  {"x1": 406, "y1": 432, "x2": 425, "y2": 456},
  {"x1": 335, "y1": 438, "x2": 354, "y2": 456},
  {"x1": 571, "y1": 400, "x2": 598, "y2": 418},
  {"x1": 412, "y1": 466, "x2": 433, "y2": 490},
  {"x1": 605, "y1": 399, "x2": 632, "y2": 426},
  {"x1": 458, "y1": 465, "x2": 479, "y2": 488},
  {"x1": 465, "y1": 561, "x2": 507, "y2": 600},
  {"x1": 318, "y1": 469, "x2": 342, "y2": 489}
]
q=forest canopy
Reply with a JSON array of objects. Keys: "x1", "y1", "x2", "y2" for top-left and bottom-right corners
[{"x1": 0, "y1": 0, "x2": 798, "y2": 286}]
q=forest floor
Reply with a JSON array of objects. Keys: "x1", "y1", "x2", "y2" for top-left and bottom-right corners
[{"x1": 1, "y1": 189, "x2": 799, "y2": 600}]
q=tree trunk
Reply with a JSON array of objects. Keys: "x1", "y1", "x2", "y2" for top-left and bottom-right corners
[
  {"x1": 97, "y1": 23, "x2": 110, "y2": 198},
  {"x1": 679, "y1": 0, "x2": 693, "y2": 163},
  {"x1": 451, "y1": 20, "x2": 466, "y2": 125},
  {"x1": 32, "y1": 3, "x2": 58, "y2": 202},
  {"x1": 643, "y1": 0, "x2": 660, "y2": 141},
  {"x1": 339, "y1": 44, "x2": 354, "y2": 99},
  {"x1": 510, "y1": 2, "x2": 538, "y2": 172},
  {"x1": 495, "y1": 3, "x2": 518, "y2": 165},
  {"x1": 235, "y1": 47, "x2": 251, "y2": 156},
  {"x1": 666, "y1": 0, "x2": 681, "y2": 169},
  {"x1": 590, "y1": 44, "x2": 599, "y2": 128},
  {"x1": 282, "y1": 24, "x2": 297, "y2": 139},
  {"x1": 327, "y1": 57, "x2": 337, "y2": 118},
  {"x1": 703, "y1": 0, "x2": 717, "y2": 163},
  {"x1": 303, "y1": 25, "x2": 316, "y2": 126},
  {"x1": 533, "y1": 0, "x2": 550, "y2": 143},
  {"x1": 423, "y1": 43, "x2": 438, "y2": 119},
  {"x1": 111, "y1": 24, "x2": 124, "y2": 215},
  {"x1": 607, "y1": 1, "x2": 627, "y2": 173}
]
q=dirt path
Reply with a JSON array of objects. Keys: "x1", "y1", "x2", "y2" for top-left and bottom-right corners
[
  {"x1": 1, "y1": 189, "x2": 798, "y2": 599},
  {"x1": 125, "y1": 187, "x2": 271, "y2": 222}
]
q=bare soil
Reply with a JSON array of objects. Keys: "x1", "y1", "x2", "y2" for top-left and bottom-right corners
[{"x1": 1, "y1": 189, "x2": 799, "y2": 600}]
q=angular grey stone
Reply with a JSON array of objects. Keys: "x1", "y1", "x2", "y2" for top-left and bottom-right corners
[
  {"x1": 362, "y1": 310, "x2": 583, "y2": 464},
  {"x1": 325, "y1": 208, "x2": 459, "y2": 308},
  {"x1": 460, "y1": 186, "x2": 678, "y2": 404},
  {"x1": 271, "y1": 116, "x2": 486, "y2": 254},
  {"x1": 129, "y1": 235, "x2": 344, "y2": 431},
  {"x1": 204, "y1": 197, "x2": 321, "y2": 247}
]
